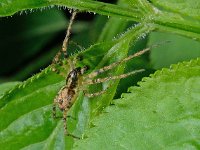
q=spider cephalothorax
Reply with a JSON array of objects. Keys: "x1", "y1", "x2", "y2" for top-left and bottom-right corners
[{"x1": 56, "y1": 66, "x2": 89, "y2": 109}]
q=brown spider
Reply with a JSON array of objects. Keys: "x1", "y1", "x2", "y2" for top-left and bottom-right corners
[{"x1": 52, "y1": 10, "x2": 150, "y2": 137}]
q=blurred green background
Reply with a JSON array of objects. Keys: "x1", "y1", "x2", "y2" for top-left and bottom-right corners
[
  {"x1": 0, "y1": 5, "x2": 199, "y2": 85},
  {"x1": 0, "y1": 8, "x2": 103, "y2": 82}
]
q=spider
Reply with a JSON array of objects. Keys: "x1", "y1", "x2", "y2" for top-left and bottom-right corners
[{"x1": 52, "y1": 10, "x2": 151, "y2": 137}]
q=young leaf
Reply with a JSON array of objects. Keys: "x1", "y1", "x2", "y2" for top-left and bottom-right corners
[{"x1": 73, "y1": 57, "x2": 200, "y2": 150}]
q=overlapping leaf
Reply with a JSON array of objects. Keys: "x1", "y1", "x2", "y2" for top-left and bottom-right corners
[{"x1": 74, "y1": 57, "x2": 200, "y2": 150}]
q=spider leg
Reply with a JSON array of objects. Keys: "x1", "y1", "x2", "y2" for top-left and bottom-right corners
[
  {"x1": 52, "y1": 10, "x2": 77, "y2": 71},
  {"x1": 63, "y1": 108, "x2": 80, "y2": 139},
  {"x1": 66, "y1": 133, "x2": 81, "y2": 139},
  {"x1": 63, "y1": 108, "x2": 68, "y2": 135},
  {"x1": 53, "y1": 114, "x2": 76, "y2": 120},
  {"x1": 84, "y1": 41, "x2": 170, "y2": 79},
  {"x1": 83, "y1": 69, "x2": 145, "y2": 85},
  {"x1": 83, "y1": 69, "x2": 144, "y2": 97},
  {"x1": 62, "y1": 10, "x2": 77, "y2": 59},
  {"x1": 84, "y1": 48, "x2": 150, "y2": 79},
  {"x1": 84, "y1": 88, "x2": 108, "y2": 98}
]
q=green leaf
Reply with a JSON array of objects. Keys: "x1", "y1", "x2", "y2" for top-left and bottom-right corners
[
  {"x1": 0, "y1": 0, "x2": 144, "y2": 21},
  {"x1": 148, "y1": 31, "x2": 200, "y2": 69},
  {"x1": 151, "y1": 0, "x2": 200, "y2": 20},
  {"x1": 1, "y1": 0, "x2": 200, "y2": 42},
  {"x1": 151, "y1": 1, "x2": 200, "y2": 41},
  {"x1": 0, "y1": 23, "x2": 153, "y2": 149},
  {"x1": 0, "y1": 82, "x2": 20, "y2": 97},
  {"x1": 0, "y1": 68, "x2": 64, "y2": 150},
  {"x1": 98, "y1": 17, "x2": 128, "y2": 42},
  {"x1": 73, "y1": 57, "x2": 200, "y2": 149}
]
